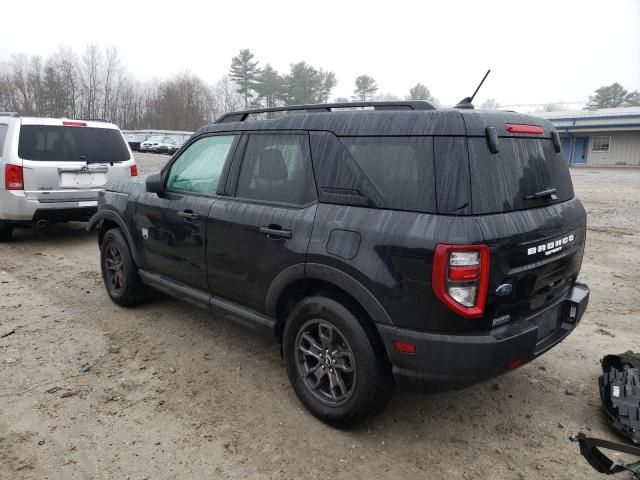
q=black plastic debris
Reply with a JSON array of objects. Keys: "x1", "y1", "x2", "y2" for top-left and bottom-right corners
[
  {"x1": 571, "y1": 432, "x2": 640, "y2": 477},
  {"x1": 600, "y1": 352, "x2": 640, "y2": 444}
]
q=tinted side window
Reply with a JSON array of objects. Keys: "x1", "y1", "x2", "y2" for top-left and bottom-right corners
[
  {"x1": 166, "y1": 135, "x2": 236, "y2": 195},
  {"x1": 18, "y1": 125, "x2": 130, "y2": 162},
  {"x1": 236, "y1": 134, "x2": 316, "y2": 205},
  {"x1": 0, "y1": 124, "x2": 7, "y2": 157},
  {"x1": 341, "y1": 136, "x2": 436, "y2": 213}
]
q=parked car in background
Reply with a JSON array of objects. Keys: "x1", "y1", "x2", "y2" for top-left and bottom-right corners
[
  {"x1": 0, "y1": 113, "x2": 137, "y2": 241},
  {"x1": 168, "y1": 139, "x2": 184, "y2": 155},
  {"x1": 156, "y1": 139, "x2": 183, "y2": 155},
  {"x1": 89, "y1": 101, "x2": 589, "y2": 427},
  {"x1": 124, "y1": 132, "x2": 148, "y2": 151},
  {"x1": 139, "y1": 136, "x2": 166, "y2": 152}
]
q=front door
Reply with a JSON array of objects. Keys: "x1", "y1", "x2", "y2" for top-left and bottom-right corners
[
  {"x1": 572, "y1": 137, "x2": 589, "y2": 164},
  {"x1": 134, "y1": 134, "x2": 239, "y2": 289},
  {"x1": 206, "y1": 132, "x2": 317, "y2": 313}
]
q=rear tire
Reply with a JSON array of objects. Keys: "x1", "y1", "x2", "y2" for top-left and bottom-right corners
[
  {"x1": 100, "y1": 228, "x2": 146, "y2": 306},
  {"x1": 283, "y1": 296, "x2": 394, "y2": 428},
  {"x1": 0, "y1": 226, "x2": 13, "y2": 242}
]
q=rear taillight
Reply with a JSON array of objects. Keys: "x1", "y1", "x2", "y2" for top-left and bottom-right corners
[
  {"x1": 432, "y1": 244, "x2": 490, "y2": 319},
  {"x1": 5, "y1": 164, "x2": 24, "y2": 190},
  {"x1": 130, "y1": 164, "x2": 138, "y2": 177}
]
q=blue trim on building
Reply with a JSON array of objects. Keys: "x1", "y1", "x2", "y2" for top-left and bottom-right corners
[
  {"x1": 549, "y1": 113, "x2": 640, "y2": 122},
  {"x1": 555, "y1": 122, "x2": 640, "y2": 131}
]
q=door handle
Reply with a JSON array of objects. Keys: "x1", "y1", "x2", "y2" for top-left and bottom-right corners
[
  {"x1": 177, "y1": 210, "x2": 200, "y2": 221},
  {"x1": 259, "y1": 225, "x2": 292, "y2": 239}
]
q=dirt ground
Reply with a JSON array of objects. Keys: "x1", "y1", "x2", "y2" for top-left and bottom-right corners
[{"x1": 1, "y1": 154, "x2": 639, "y2": 480}]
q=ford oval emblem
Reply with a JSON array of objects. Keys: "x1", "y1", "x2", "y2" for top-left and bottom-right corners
[{"x1": 495, "y1": 284, "x2": 513, "y2": 296}]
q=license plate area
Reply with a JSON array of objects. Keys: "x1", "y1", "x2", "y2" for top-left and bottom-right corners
[
  {"x1": 59, "y1": 172, "x2": 106, "y2": 188},
  {"x1": 534, "y1": 304, "x2": 561, "y2": 341}
]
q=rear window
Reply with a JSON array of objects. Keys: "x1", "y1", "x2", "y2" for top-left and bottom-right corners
[
  {"x1": 468, "y1": 137, "x2": 574, "y2": 214},
  {"x1": 340, "y1": 136, "x2": 436, "y2": 212},
  {"x1": 18, "y1": 125, "x2": 130, "y2": 162}
]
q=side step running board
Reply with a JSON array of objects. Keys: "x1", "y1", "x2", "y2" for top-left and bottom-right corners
[{"x1": 138, "y1": 270, "x2": 276, "y2": 341}]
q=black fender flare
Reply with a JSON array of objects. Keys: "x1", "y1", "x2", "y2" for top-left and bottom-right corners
[
  {"x1": 265, "y1": 262, "x2": 393, "y2": 325},
  {"x1": 87, "y1": 210, "x2": 141, "y2": 265}
]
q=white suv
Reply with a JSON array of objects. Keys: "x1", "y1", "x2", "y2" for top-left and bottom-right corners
[{"x1": 0, "y1": 114, "x2": 137, "y2": 241}]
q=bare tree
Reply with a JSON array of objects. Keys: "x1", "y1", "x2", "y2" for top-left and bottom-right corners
[{"x1": 79, "y1": 45, "x2": 102, "y2": 118}]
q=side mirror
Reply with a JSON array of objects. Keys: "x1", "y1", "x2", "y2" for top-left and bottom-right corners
[{"x1": 145, "y1": 173, "x2": 164, "y2": 194}]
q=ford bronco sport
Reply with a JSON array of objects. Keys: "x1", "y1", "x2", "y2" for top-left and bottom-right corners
[{"x1": 89, "y1": 101, "x2": 590, "y2": 427}]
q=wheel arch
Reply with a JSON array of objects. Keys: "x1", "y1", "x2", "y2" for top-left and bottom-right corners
[
  {"x1": 266, "y1": 263, "x2": 394, "y2": 343},
  {"x1": 88, "y1": 210, "x2": 140, "y2": 265}
]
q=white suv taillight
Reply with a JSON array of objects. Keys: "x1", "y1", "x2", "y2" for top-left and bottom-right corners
[
  {"x1": 432, "y1": 244, "x2": 490, "y2": 319},
  {"x1": 5, "y1": 164, "x2": 24, "y2": 190}
]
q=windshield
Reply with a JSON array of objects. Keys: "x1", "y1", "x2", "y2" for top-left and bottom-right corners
[{"x1": 18, "y1": 125, "x2": 130, "y2": 163}]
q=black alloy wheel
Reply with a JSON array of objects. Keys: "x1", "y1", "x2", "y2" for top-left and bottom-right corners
[{"x1": 296, "y1": 319, "x2": 356, "y2": 406}]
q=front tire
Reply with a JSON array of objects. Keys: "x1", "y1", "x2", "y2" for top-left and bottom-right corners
[
  {"x1": 283, "y1": 296, "x2": 394, "y2": 428},
  {"x1": 100, "y1": 228, "x2": 146, "y2": 306}
]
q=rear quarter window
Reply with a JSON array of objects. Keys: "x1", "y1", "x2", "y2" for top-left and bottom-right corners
[
  {"x1": 339, "y1": 136, "x2": 437, "y2": 213},
  {"x1": 18, "y1": 125, "x2": 130, "y2": 162},
  {"x1": 468, "y1": 137, "x2": 574, "y2": 214}
]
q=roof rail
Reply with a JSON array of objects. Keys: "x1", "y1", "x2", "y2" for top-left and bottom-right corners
[
  {"x1": 0, "y1": 112, "x2": 20, "y2": 117},
  {"x1": 215, "y1": 101, "x2": 436, "y2": 123}
]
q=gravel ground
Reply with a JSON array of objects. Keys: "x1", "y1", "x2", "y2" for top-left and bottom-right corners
[{"x1": 1, "y1": 154, "x2": 639, "y2": 479}]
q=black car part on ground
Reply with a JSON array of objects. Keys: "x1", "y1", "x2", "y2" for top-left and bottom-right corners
[
  {"x1": 571, "y1": 432, "x2": 640, "y2": 477},
  {"x1": 600, "y1": 352, "x2": 640, "y2": 444}
]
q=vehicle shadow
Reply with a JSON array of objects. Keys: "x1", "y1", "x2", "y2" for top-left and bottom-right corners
[{"x1": 9, "y1": 222, "x2": 96, "y2": 244}]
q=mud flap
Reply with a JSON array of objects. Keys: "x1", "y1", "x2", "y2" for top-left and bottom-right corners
[{"x1": 600, "y1": 352, "x2": 640, "y2": 445}]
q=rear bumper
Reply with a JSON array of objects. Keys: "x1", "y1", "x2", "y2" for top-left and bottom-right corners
[
  {"x1": 0, "y1": 206, "x2": 97, "y2": 227},
  {"x1": 1, "y1": 190, "x2": 99, "y2": 221},
  {"x1": 377, "y1": 282, "x2": 590, "y2": 392}
]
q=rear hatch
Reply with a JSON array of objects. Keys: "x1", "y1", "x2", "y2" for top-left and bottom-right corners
[
  {"x1": 461, "y1": 111, "x2": 586, "y2": 329},
  {"x1": 18, "y1": 120, "x2": 133, "y2": 203}
]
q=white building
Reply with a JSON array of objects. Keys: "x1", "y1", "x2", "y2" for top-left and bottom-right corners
[{"x1": 538, "y1": 107, "x2": 640, "y2": 166}]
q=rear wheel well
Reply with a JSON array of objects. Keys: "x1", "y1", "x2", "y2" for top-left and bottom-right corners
[{"x1": 274, "y1": 279, "x2": 388, "y2": 362}]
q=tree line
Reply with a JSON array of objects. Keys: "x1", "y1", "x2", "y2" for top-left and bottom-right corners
[
  {"x1": 0, "y1": 46, "x2": 437, "y2": 130},
  {"x1": 0, "y1": 46, "x2": 242, "y2": 131},
  {"x1": 3, "y1": 45, "x2": 634, "y2": 130}
]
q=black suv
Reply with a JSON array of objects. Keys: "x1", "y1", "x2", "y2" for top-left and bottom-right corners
[{"x1": 89, "y1": 101, "x2": 590, "y2": 427}]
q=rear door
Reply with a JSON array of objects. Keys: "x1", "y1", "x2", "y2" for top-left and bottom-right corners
[
  {"x1": 134, "y1": 134, "x2": 239, "y2": 289},
  {"x1": 206, "y1": 132, "x2": 317, "y2": 313},
  {"x1": 465, "y1": 128, "x2": 586, "y2": 328},
  {"x1": 18, "y1": 121, "x2": 133, "y2": 204}
]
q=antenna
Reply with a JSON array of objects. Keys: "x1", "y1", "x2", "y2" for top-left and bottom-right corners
[{"x1": 455, "y1": 69, "x2": 491, "y2": 109}]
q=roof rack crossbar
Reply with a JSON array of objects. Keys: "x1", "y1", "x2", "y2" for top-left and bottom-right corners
[
  {"x1": 0, "y1": 112, "x2": 20, "y2": 117},
  {"x1": 215, "y1": 101, "x2": 436, "y2": 123}
]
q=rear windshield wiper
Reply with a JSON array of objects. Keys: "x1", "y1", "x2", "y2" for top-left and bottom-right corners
[{"x1": 525, "y1": 188, "x2": 558, "y2": 201}]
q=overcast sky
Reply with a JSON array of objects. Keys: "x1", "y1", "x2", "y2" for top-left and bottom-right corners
[{"x1": 2, "y1": 0, "x2": 639, "y2": 109}]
